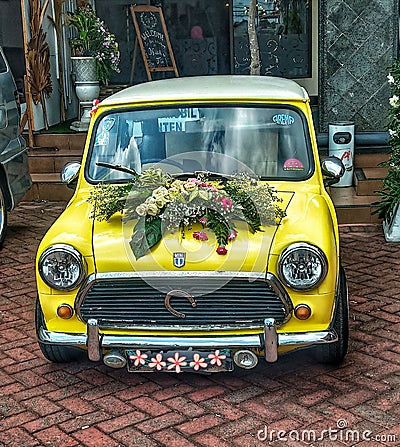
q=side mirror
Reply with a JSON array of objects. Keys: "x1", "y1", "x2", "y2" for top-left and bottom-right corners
[
  {"x1": 321, "y1": 156, "x2": 345, "y2": 187},
  {"x1": 61, "y1": 161, "x2": 81, "y2": 189}
]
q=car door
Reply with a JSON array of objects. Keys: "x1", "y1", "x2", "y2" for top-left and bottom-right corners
[{"x1": 0, "y1": 47, "x2": 21, "y2": 162}]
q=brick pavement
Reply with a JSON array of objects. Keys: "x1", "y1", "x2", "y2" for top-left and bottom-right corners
[{"x1": 0, "y1": 201, "x2": 399, "y2": 447}]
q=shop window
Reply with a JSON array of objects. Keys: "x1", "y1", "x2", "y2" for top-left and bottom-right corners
[
  {"x1": 233, "y1": 0, "x2": 312, "y2": 79},
  {"x1": 163, "y1": 0, "x2": 231, "y2": 76}
]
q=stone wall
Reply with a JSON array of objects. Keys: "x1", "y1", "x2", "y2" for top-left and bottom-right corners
[{"x1": 319, "y1": 0, "x2": 398, "y2": 132}]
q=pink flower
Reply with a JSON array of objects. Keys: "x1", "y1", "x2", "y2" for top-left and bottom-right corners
[
  {"x1": 228, "y1": 231, "x2": 237, "y2": 241},
  {"x1": 129, "y1": 349, "x2": 148, "y2": 366},
  {"x1": 193, "y1": 231, "x2": 208, "y2": 241},
  {"x1": 148, "y1": 353, "x2": 166, "y2": 371},
  {"x1": 199, "y1": 217, "x2": 207, "y2": 225},
  {"x1": 208, "y1": 350, "x2": 226, "y2": 367},
  {"x1": 216, "y1": 246, "x2": 227, "y2": 255},
  {"x1": 167, "y1": 352, "x2": 187, "y2": 373},
  {"x1": 215, "y1": 195, "x2": 233, "y2": 210},
  {"x1": 190, "y1": 353, "x2": 208, "y2": 371},
  {"x1": 221, "y1": 197, "x2": 233, "y2": 210}
]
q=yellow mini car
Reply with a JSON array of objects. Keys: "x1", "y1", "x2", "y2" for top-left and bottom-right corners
[{"x1": 35, "y1": 76, "x2": 348, "y2": 373}]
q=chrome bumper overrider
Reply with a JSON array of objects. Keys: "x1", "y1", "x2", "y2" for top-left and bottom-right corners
[{"x1": 38, "y1": 318, "x2": 338, "y2": 364}]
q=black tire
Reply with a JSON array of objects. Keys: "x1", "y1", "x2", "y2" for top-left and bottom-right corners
[
  {"x1": 0, "y1": 184, "x2": 7, "y2": 247},
  {"x1": 35, "y1": 298, "x2": 85, "y2": 363},
  {"x1": 314, "y1": 265, "x2": 349, "y2": 364}
]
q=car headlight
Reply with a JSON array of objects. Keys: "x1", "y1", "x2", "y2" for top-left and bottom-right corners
[
  {"x1": 278, "y1": 242, "x2": 328, "y2": 291},
  {"x1": 38, "y1": 244, "x2": 86, "y2": 291}
]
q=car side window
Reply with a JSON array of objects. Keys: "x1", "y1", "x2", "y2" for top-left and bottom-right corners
[{"x1": 0, "y1": 53, "x2": 7, "y2": 73}]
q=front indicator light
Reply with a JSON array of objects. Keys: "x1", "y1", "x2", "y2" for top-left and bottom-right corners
[
  {"x1": 57, "y1": 304, "x2": 74, "y2": 319},
  {"x1": 38, "y1": 244, "x2": 86, "y2": 291},
  {"x1": 294, "y1": 304, "x2": 311, "y2": 320},
  {"x1": 278, "y1": 242, "x2": 328, "y2": 291}
]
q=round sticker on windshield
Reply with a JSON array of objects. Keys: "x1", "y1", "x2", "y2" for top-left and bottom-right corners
[
  {"x1": 283, "y1": 158, "x2": 304, "y2": 171},
  {"x1": 273, "y1": 114, "x2": 295, "y2": 126}
]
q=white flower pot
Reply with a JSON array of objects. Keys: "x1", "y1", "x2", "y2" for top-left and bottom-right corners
[
  {"x1": 70, "y1": 81, "x2": 100, "y2": 132},
  {"x1": 71, "y1": 56, "x2": 97, "y2": 82},
  {"x1": 70, "y1": 57, "x2": 100, "y2": 132},
  {"x1": 75, "y1": 81, "x2": 100, "y2": 102},
  {"x1": 382, "y1": 202, "x2": 400, "y2": 242}
]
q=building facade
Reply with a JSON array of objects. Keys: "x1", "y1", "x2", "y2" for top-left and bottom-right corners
[{"x1": 0, "y1": 0, "x2": 397, "y2": 143}]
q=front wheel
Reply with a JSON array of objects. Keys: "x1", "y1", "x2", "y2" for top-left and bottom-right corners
[
  {"x1": 0, "y1": 184, "x2": 7, "y2": 247},
  {"x1": 35, "y1": 298, "x2": 85, "y2": 363},
  {"x1": 314, "y1": 265, "x2": 349, "y2": 364}
]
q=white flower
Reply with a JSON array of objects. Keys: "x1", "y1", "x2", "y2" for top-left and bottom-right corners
[
  {"x1": 154, "y1": 197, "x2": 167, "y2": 208},
  {"x1": 152, "y1": 186, "x2": 169, "y2": 198},
  {"x1": 387, "y1": 74, "x2": 395, "y2": 84},
  {"x1": 389, "y1": 129, "x2": 398, "y2": 138},
  {"x1": 146, "y1": 203, "x2": 159, "y2": 216},
  {"x1": 136, "y1": 204, "x2": 148, "y2": 217},
  {"x1": 389, "y1": 95, "x2": 400, "y2": 107}
]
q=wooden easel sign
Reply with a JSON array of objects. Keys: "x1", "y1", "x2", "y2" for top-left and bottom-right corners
[{"x1": 131, "y1": 5, "x2": 179, "y2": 81}]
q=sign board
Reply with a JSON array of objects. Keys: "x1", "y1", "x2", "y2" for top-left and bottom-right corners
[{"x1": 131, "y1": 5, "x2": 179, "y2": 81}]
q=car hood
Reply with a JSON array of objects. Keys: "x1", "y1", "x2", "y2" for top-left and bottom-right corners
[{"x1": 92, "y1": 191, "x2": 295, "y2": 274}]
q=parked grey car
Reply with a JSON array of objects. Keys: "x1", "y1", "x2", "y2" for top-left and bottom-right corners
[{"x1": 0, "y1": 47, "x2": 31, "y2": 246}]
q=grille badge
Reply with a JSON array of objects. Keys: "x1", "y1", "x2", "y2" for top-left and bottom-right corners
[{"x1": 173, "y1": 252, "x2": 186, "y2": 268}]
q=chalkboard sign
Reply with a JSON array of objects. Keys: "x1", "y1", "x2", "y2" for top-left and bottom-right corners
[{"x1": 131, "y1": 5, "x2": 179, "y2": 81}]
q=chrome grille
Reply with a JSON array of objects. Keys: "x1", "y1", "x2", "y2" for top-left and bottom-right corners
[{"x1": 76, "y1": 275, "x2": 290, "y2": 328}]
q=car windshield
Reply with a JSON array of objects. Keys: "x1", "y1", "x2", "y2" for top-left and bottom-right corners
[{"x1": 86, "y1": 105, "x2": 312, "y2": 182}]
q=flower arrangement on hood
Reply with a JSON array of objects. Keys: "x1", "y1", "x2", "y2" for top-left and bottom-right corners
[
  {"x1": 66, "y1": 1, "x2": 120, "y2": 84},
  {"x1": 373, "y1": 59, "x2": 400, "y2": 219},
  {"x1": 88, "y1": 168, "x2": 286, "y2": 260}
]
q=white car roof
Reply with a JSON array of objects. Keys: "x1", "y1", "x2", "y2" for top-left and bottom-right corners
[{"x1": 101, "y1": 75, "x2": 309, "y2": 106}]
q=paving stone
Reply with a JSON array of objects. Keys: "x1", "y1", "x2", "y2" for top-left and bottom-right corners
[
  {"x1": 111, "y1": 426, "x2": 159, "y2": 446},
  {"x1": 72, "y1": 426, "x2": 119, "y2": 447},
  {"x1": 0, "y1": 202, "x2": 399, "y2": 446}
]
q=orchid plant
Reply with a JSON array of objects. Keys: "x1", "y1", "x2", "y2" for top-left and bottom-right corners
[
  {"x1": 88, "y1": 168, "x2": 286, "y2": 260},
  {"x1": 66, "y1": 1, "x2": 120, "y2": 84}
]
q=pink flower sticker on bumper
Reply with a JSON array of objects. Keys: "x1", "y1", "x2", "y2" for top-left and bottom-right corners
[
  {"x1": 208, "y1": 350, "x2": 226, "y2": 367},
  {"x1": 167, "y1": 352, "x2": 187, "y2": 373}
]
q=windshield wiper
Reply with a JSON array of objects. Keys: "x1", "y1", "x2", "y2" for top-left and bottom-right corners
[
  {"x1": 194, "y1": 170, "x2": 233, "y2": 180},
  {"x1": 96, "y1": 162, "x2": 138, "y2": 177},
  {"x1": 171, "y1": 170, "x2": 234, "y2": 180}
]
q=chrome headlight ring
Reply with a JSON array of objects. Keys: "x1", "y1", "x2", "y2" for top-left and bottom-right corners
[
  {"x1": 38, "y1": 244, "x2": 86, "y2": 291},
  {"x1": 278, "y1": 242, "x2": 328, "y2": 291}
]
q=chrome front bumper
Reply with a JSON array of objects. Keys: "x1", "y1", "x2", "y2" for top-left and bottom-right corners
[{"x1": 38, "y1": 318, "x2": 338, "y2": 364}]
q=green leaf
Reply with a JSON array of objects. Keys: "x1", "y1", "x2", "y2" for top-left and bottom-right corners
[
  {"x1": 198, "y1": 189, "x2": 210, "y2": 200},
  {"x1": 145, "y1": 217, "x2": 163, "y2": 249},
  {"x1": 188, "y1": 189, "x2": 199, "y2": 202},
  {"x1": 130, "y1": 218, "x2": 148, "y2": 260},
  {"x1": 130, "y1": 217, "x2": 163, "y2": 260}
]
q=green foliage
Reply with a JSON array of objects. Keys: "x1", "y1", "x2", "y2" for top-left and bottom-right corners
[
  {"x1": 87, "y1": 183, "x2": 133, "y2": 221},
  {"x1": 130, "y1": 216, "x2": 163, "y2": 260},
  {"x1": 373, "y1": 58, "x2": 400, "y2": 219},
  {"x1": 204, "y1": 209, "x2": 232, "y2": 246}
]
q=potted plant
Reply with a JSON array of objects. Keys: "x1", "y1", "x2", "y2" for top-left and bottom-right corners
[
  {"x1": 373, "y1": 58, "x2": 400, "y2": 241},
  {"x1": 66, "y1": 1, "x2": 120, "y2": 84}
]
